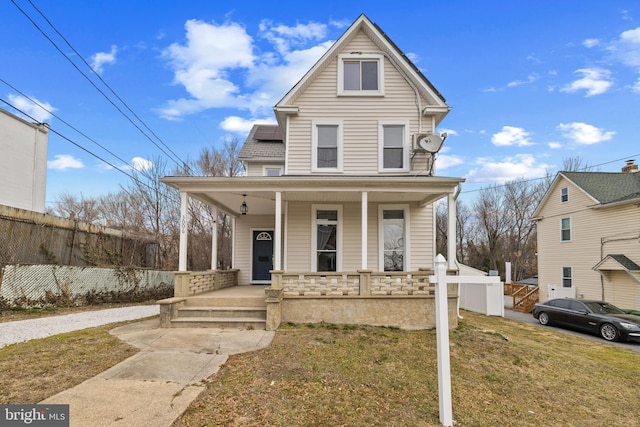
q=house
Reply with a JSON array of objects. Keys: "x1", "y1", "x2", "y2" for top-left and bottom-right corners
[
  {"x1": 532, "y1": 161, "x2": 640, "y2": 310},
  {"x1": 0, "y1": 107, "x2": 49, "y2": 213},
  {"x1": 159, "y1": 14, "x2": 465, "y2": 330}
]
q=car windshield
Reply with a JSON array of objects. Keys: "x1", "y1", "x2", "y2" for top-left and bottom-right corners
[{"x1": 583, "y1": 302, "x2": 626, "y2": 314}]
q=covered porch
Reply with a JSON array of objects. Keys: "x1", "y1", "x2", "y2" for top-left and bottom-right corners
[{"x1": 159, "y1": 175, "x2": 463, "y2": 330}]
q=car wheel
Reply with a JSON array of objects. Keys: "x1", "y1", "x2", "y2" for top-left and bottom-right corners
[
  {"x1": 538, "y1": 312, "x2": 550, "y2": 326},
  {"x1": 600, "y1": 323, "x2": 619, "y2": 342}
]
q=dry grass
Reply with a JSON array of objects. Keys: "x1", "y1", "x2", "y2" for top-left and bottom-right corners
[
  {"x1": 0, "y1": 322, "x2": 138, "y2": 404},
  {"x1": 174, "y1": 311, "x2": 640, "y2": 427}
]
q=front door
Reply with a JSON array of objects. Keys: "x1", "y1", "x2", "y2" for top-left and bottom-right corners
[{"x1": 252, "y1": 230, "x2": 273, "y2": 283}]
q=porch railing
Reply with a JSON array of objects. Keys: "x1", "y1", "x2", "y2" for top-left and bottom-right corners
[
  {"x1": 173, "y1": 269, "x2": 238, "y2": 297},
  {"x1": 512, "y1": 286, "x2": 539, "y2": 313},
  {"x1": 271, "y1": 269, "x2": 437, "y2": 297}
]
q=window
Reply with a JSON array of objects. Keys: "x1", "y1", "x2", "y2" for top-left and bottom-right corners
[
  {"x1": 337, "y1": 54, "x2": 384, "y2": 96},
  {"x1": 561, "y1": 187, "x2": 568, "y2": 203},
  {"x1": 263, "y1": 166, "x2": 283, "y2": 176},
  {"x1": 562, "y1": 267, "x2": 573, "y2": 287},
  {"x1": 379, "y1": 206, "x2": 410, "y2": 271},
  {"x1": 378, "y1": 121, "x2": 409, "y2": 171},
  {"x1": 561, "y1": 217, "x2": 571, "y2": 241},
  {"x1": 312, "y1": 121, "x2": 342, "y2": 172},
  {"x1": 312, "y1": 206, "x2": 342, "y2": 272}
]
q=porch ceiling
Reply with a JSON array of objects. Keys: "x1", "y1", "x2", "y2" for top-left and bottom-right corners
[{"x1": 161, "y1": 175, "x2": 464, "y2": 216}]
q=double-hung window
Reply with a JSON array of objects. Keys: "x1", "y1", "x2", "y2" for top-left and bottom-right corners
[
  {"x1": 379, "y1": 121, "x2": 409, "y2": 172},
  {"x1": 312, "y1": 206, "x2": 342, "y2": 272},
  {"x1": 337, "y1": 54, "x2": 384, "y2": 96},
  {"x1": 312, "y1": 121, "x2": 342, "y2": 172},
  {"x1": 561, "y1": 187, "x2": 568, "y2": 203},
  {"x1": 561, "y1": 217, "x2": 571, "y2": 242},
  {"x1": 562, "y1": 267, "x2": 573, "y2": 287},
  {"x1": 379, "y1": 206, "x2": 409, "y2": 271}
]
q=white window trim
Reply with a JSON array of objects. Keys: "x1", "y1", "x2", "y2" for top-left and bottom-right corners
[
  {"x1": 561, "y1": 266, "x2": 573, "y2": 288},
  {"x1": 378, "y1": 205, "x2": 411, "y2": 271},
  {"x1": 378, "y1": 120, "x2": 410, "y2": 172},
  {"x1": 311, "y1": 205, "x2": 343, "y2": 272},
  {"x1": 311, "y1": 120, "x2": 343, "y2": 173},
  {"x1": 561, "y1": 187, "x2": 568, "y2": 203},
  {"x1": 337, "y1": 53, "x2": 385, "y2": 96},
  {"x1": 560, "y1": 216, "x2": 571, "y2": 242},
  {"x1": 263, "y1": 165, "x2": 283, "y2": 176}
]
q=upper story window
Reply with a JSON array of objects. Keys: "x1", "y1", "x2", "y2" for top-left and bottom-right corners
[
  {"x1": 263, "y1": 166, "x2": 283, "y2": 176},
  {"x1": 312, "y1": 120, "x2": 343, "y2": 172},
  {"x1": 378, "y1": 121, "x2": 410, "y2": 172},
  {"x1": 561, "y1": 187, "x2": 568, "y2": 203},
  {"x1": 561, "y1": 217, "x2": 571, "y2": 242},
  {"x1": 337, "y1": 54, "x2": 384, "y2": 96}
]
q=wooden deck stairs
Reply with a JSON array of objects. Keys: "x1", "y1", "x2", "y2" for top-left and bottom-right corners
[
  {"x1": 505, "y1": 283, "x2": 539, "y2": 313},
  {"x1": 168, "y1": 286, "x2": 268, "y2": 329}
]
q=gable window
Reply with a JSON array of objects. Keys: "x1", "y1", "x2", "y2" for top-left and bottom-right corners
[
  {"x1": 379, "y1": 206, "x2": 410, "y2": 271},
  {"x1": 337, "y1": 54, "x2": 384, "y2": 96},
  {"x1": 312, "y1": 206, "x2": 342, "y2": 272},
  {"x1": 561, "y1": 187, "x2": 568, "y2": 203},
  {"x1": 561, "y1": 217, "x2": 571, "y2": 242},
  {"x1": 378, "y1": 121, "x2": 409, "y2": 172},
  {"x1": 312, "y1": 121, "x2": 343, "y2": 172},
  {"x1": 562, "y1": 267, "x2": 573, "y2": 287}
]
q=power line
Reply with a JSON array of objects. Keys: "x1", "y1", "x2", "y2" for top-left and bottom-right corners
[{"x1": 10, "y1": 0, "x2": 190, "y2": 172}]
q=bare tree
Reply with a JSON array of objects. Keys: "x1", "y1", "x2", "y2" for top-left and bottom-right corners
[
  {"x1": 51, "y1": 192, "x2": 101, "y2": 223},
  {"x1": 473, "y1": 184, "x2": 512, "y2": 274}
]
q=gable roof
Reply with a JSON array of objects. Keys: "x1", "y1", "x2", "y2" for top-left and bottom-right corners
[
  {"x1": 593, "y1": 254, "x2": 640, "y2": 272},
  {"x1": 238, "y1": 124, "x2": 284, "y2": 162},
  {"x1": 532, "y1": 170, "x2": 640, "y2": 219},
  {"x1": 273, "y1": 14, "x2": 450, "y2": 132}
]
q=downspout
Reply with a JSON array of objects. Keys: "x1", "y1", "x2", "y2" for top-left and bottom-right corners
[{"x1": 450, "y1": 185, "x2": 465, "y2": 319}]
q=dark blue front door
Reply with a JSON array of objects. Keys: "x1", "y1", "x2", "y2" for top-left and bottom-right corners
[{"x1": 252, "y1": 230, "x2": 273, "y2": 282}]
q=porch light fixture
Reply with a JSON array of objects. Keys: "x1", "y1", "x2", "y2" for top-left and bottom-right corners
[{"x1": 240, "y1": 194, "x2": 248, "y2": 215}]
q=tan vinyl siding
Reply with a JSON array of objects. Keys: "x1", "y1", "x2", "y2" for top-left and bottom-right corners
[
  {"x1": 410, "y1": 204, "x2": 434, "y2": 269},
  {"x1": 286, "y1": 202, "x2": 312, "y2": 270},
  {"x1": 286, "y1": 30, "x2": 433, "y2": 176},
  {"x1": 609, "y1": 271, "x2": 639, "y2": 310},
  {"x1": 244, "y1": 162, "x2": 284, "y2": 177},
  {"x1": 537, "y1": 176, "x2": 640, "y2": 305},
  {"x1": 234, "y1": 215, "x2": 276, "y2": 285}
]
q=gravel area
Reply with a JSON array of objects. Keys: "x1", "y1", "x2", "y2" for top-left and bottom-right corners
[{"x1": 0, "y1": 305, "x2": 160, "y2": 348}]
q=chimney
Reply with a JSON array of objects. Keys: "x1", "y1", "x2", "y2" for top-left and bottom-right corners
[{"x1": 622, "y1": 159, "x2": 638, "y2": 173}]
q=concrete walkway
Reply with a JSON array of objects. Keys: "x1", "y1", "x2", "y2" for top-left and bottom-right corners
[{"x1": 40, "y1": 318, "x2": 274, "y2": 427}]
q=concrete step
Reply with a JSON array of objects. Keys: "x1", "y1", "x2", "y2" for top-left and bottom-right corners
[
  {"x1": 184, "y1": 296, "x2": 266, "y2": 308},
  {"x1": 177, "y1": 306, "x2": 266, "y2": 319},
  {"x1": 170, "y1": 316, "x2": 266, "y2": 330}
]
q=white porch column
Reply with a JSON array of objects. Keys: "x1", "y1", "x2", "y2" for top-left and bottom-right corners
[
  {"x1": 274, "y1": 191, "x2": 282, "y2": 270},
  {"x1": 361, "y1": 191, "x2": 368, "y2": 270},
  {"x1": 231, "y1": 216, "x2": 236, "y2": 269},
  {"x1": 447, "y1": 192, "x2": 457, "y2": 270},
  {"x1": 178, "y1": 191, "x2": 189, "y2": 272},
  {"x1": 210, "y1": 206, "x2": 218, "y2": 270}
]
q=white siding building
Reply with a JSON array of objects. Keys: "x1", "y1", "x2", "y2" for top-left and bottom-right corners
[{"x1": 0, "y1": 108, "x2": 49, "y2": 213}]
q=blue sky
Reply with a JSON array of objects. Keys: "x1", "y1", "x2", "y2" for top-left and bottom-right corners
[{"x1": 1, "y1": 1, "x2": 639, "y2": 207}]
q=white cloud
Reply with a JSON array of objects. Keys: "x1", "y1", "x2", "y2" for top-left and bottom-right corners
[
  {"x1": 466, "y1": 154, "x2": 550, "y2": 184},
  {"x1": 159, "y1": 19, "x2": 331, "y2": 120},
  {"x1": 632, "y1": 77, "x2": 640, "y2": 94},
  {"x1": 220, "y1": 116, "x2": 277, "y2": 134},
  {"x1": 558, "y1": 122, "x2": 615, "y2": 145},
  {"x1": 561, "y1": 68, "x2": 613, "y2": 96},
  {"x1": 608, "y1": 27, "x2": 640, "y2": 68},
  {"x1": 506, "y1": 74, "x2": 539, "y2": 88},
  {"x1": 436, "y1": 154, "x2": 464, "y2": 170},
  {"x1": 91, "y1": 45, "x2": 117, "y2": 74},
  {"x1": 583, "y1": 38, "x2": 600, "y2": 48},
  {"x1": 126, "y1": 157, "x2": 154, "y2": 172},
  {"x1": 491, "y1": 126, "x2": 534, "y2": 147},
  {"x1": 548, "y1": 142, "x2": 563, "y2": 149},
  {"x1": 48, "y1": 155, "x2": 84, "y2": 171},
  {"x1": 7, "y1": 94, "x2": 55, "y2": 122}
]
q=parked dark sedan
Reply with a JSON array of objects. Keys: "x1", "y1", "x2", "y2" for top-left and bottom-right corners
[{"x1": 532, "y1": 298, "x2": 640, "y2": 342}]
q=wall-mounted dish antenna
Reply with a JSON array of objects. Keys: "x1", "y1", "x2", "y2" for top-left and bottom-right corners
[{"x1": 412, "y1": 132, "x2": 448, "y2": 176}]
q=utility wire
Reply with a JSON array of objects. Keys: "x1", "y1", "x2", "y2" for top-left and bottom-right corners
[{"x1": 11, "y1": 0, "x2": 189, "y2": 172}]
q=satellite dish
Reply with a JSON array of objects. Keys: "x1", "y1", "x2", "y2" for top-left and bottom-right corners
[{"x1": 416, "y1": 133, "x2": 447, "y2": 153}]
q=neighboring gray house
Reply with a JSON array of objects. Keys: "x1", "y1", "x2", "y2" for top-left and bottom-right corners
[
  {"x1": 0, "y1": 107, "x2": 49, "y2": 213},
  {"x1": 532, "y1": 161, "x2": 640, "y2": 310},
  {"x1": 160, "y1": 14, "x2": 465, "y2": 330}
]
